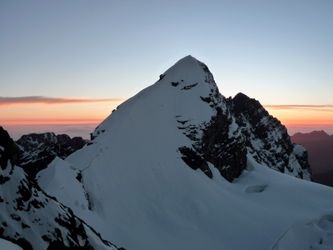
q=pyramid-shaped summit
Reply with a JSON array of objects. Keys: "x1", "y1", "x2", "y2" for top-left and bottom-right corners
[
  {"x1": 160, "y1": 55, "x2": 216, "y2": 84},
  {"x1": 34, "y1": 56, "x2": 328, "y2": 250},
  {"x1": 91, "y1": 55, "x2": 310, "y2": 182}
]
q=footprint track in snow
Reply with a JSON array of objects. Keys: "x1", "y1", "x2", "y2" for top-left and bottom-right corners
[
  {"x1": 244, "y1": 184, "x2": 268, "y2": 193},
  {"x1": 271, "y1": 212, "x2": 333, "y2": 250}
]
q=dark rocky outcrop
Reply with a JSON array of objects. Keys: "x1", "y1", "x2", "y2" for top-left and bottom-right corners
[
  {"x1": 178, "y1": 107, "x2": 247, "y2": 181},
  {"x1": 175, "y1": 61, "x2": 311, "y2": 182},
  {"x1": 179, "y1": 146, "x2": 213, "y2": 178},
  {"x1": 200, "y1": 107, "x2": 247, "y2": 182},
  {"x1": 230, "y1": 93, "x2": 306, "y2": 176},
  {"x1": 0, "y1": 126, "x2": 20, "y2": 172},
  {"x1": 16, "y1": 132, "x2": 86, "y2": 177}
]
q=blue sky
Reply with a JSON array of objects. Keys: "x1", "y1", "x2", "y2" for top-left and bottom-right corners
[
  {"x1": 1, "y1": 0, "x2": 332, "y2": 104},
  {"x1": 0, "y1": 0, "x2": 333, "y2": 119}
]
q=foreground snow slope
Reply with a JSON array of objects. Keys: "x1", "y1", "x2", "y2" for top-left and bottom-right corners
[
  {"x1": 38, "y1": 56, "x2": 333, "y2": 250},
  {"x1": 0, "y1": 238, "x2": 22, "y2": 250},
  {"x1": 0, "y1": 127, "x2": 120, "y2": 250}
]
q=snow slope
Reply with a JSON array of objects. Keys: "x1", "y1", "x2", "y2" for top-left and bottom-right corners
[
  {"x1": 0, "y1": 238, "x2": 22, "y2": 250},
  {"x1": 0, "y1": 127, "x2": 121, "y2": 250},
  {"x1": 38, "y1": 56, "x2": 333, "y2": 250},
  {"x1": 0, "y1": 161, "x2": 120, "y2": 250}
]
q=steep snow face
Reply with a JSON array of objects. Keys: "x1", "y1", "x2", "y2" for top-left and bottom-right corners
[
  {"x1": 37, "y1": 56, "x2": 328, "y2": 250},
  {"x1": 91, "y1": 55, "x2": 223, "y2": 141}
]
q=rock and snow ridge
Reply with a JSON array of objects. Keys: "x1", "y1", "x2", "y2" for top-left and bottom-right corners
[
  {"x1": 92, "y1": 55, "x2": 311, "y2": 181},
  {"x1": 0, "y1": 127, "x2": 122, "y2": 250},
  {"x1": 35, "y1": 56, "x2": 333, "y2": 250}
]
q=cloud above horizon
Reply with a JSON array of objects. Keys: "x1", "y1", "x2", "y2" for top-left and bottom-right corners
[
  {"x1": 264, "y1": 104, "x2": 333, "y2": 113},
  {"x1": 1, "y1": 97, "x2": 332, "y2": 114},
  {"x1": 0, "y1": 96, "x2": 125, "y2": 105}
]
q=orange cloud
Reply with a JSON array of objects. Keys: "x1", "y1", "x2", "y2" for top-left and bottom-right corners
[
  {"x1": 2, "y1": 119, "x2": 102, "y2": 125},
  {"x1": 264, "y1": 104, "x2": 333, "y2": 113},
  {"x1": 1, "y1": 97, "x2": 332, "y2": 133},
  {"x1": 0, "y1": 97, "x2": 125, "y2": 126},
  {"x1": 0, "y1": 96, "x2": 125, "y2": 106},
  {"x1": 264, "y1": 104, "x2": 333, "y2": 127}
]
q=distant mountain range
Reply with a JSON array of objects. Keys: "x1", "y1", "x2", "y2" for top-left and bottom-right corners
[{"x1": 291, "y1": 130, "x2": 333, "y2": 187}]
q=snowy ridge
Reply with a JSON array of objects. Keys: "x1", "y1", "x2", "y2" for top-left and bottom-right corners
[
  {"x1": 34, "y1": 56, "x2": 333, "y2": 250},
  {"x1": 0, "y1": 163, "x2": 118, "y2": 250},
  {"x1": 0, "y1": 127, "x2": 122, "y2": 250}
]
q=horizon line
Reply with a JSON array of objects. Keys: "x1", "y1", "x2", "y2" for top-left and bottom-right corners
[{"x1": 2, "y1": 119, "x2": 333, "y2": 126}]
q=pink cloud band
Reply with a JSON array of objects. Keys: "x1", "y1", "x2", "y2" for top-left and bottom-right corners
[
  {"x1": 0, "y1": 96, "x2": 125, "y2": 105},
  {"x1": 264, "y1": 104, "x2": 333, "y2": 112}
]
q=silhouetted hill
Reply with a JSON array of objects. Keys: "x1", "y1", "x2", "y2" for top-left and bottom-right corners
[{"x1": 291, "y1": 131, "x2": 333, "y2": 187}]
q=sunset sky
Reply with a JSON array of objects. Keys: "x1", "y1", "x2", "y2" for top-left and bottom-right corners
[{"x1": 1, "y1": 0, "x2": 332, "y2": 139}]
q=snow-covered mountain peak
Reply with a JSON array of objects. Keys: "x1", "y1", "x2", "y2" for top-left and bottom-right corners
[
  {"x1": 90, "y1": 56, "x2": 222, "y2": 142},
  {"x1": 164, "y1": 55, "x2": 201, "y2": 75},
  {"x1": 32, "y1": 56, "x2": 333, "y2": 250},
  {"x1": 162, "y1": 55, "x2": 211, "y2": 81},
  {"x1": 4, "y1": 57, "x2": 333, "y2": 250},
  {"x1": 158, "y1": 55, "x2": 218, "y2": 97},
  {"x1": 89, "y1": 56, "x2": 310, "y2": 181}
]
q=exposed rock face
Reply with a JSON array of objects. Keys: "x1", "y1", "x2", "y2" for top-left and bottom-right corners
[
  {"x1": 174, "y1": 60, "x2": 248, "y2": 181},
  {"x1": 230, "y1": 93, "x2": 311, "y2": 179},
  {"x1": 16, "y1": 133, "x2": 86, "y2": 176},
  {"x1": 0, "y1": 127, "x2": 19, "y2": 172},
  {"x1": 179, "y1": 107, "x2": 247, "y2": 182},
  {"x1": 0, "y1": 127, "x2": 121, "y2": 250},
  {"x1": 171, "y1": 58, "x2": 311, "y2": 182}
]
